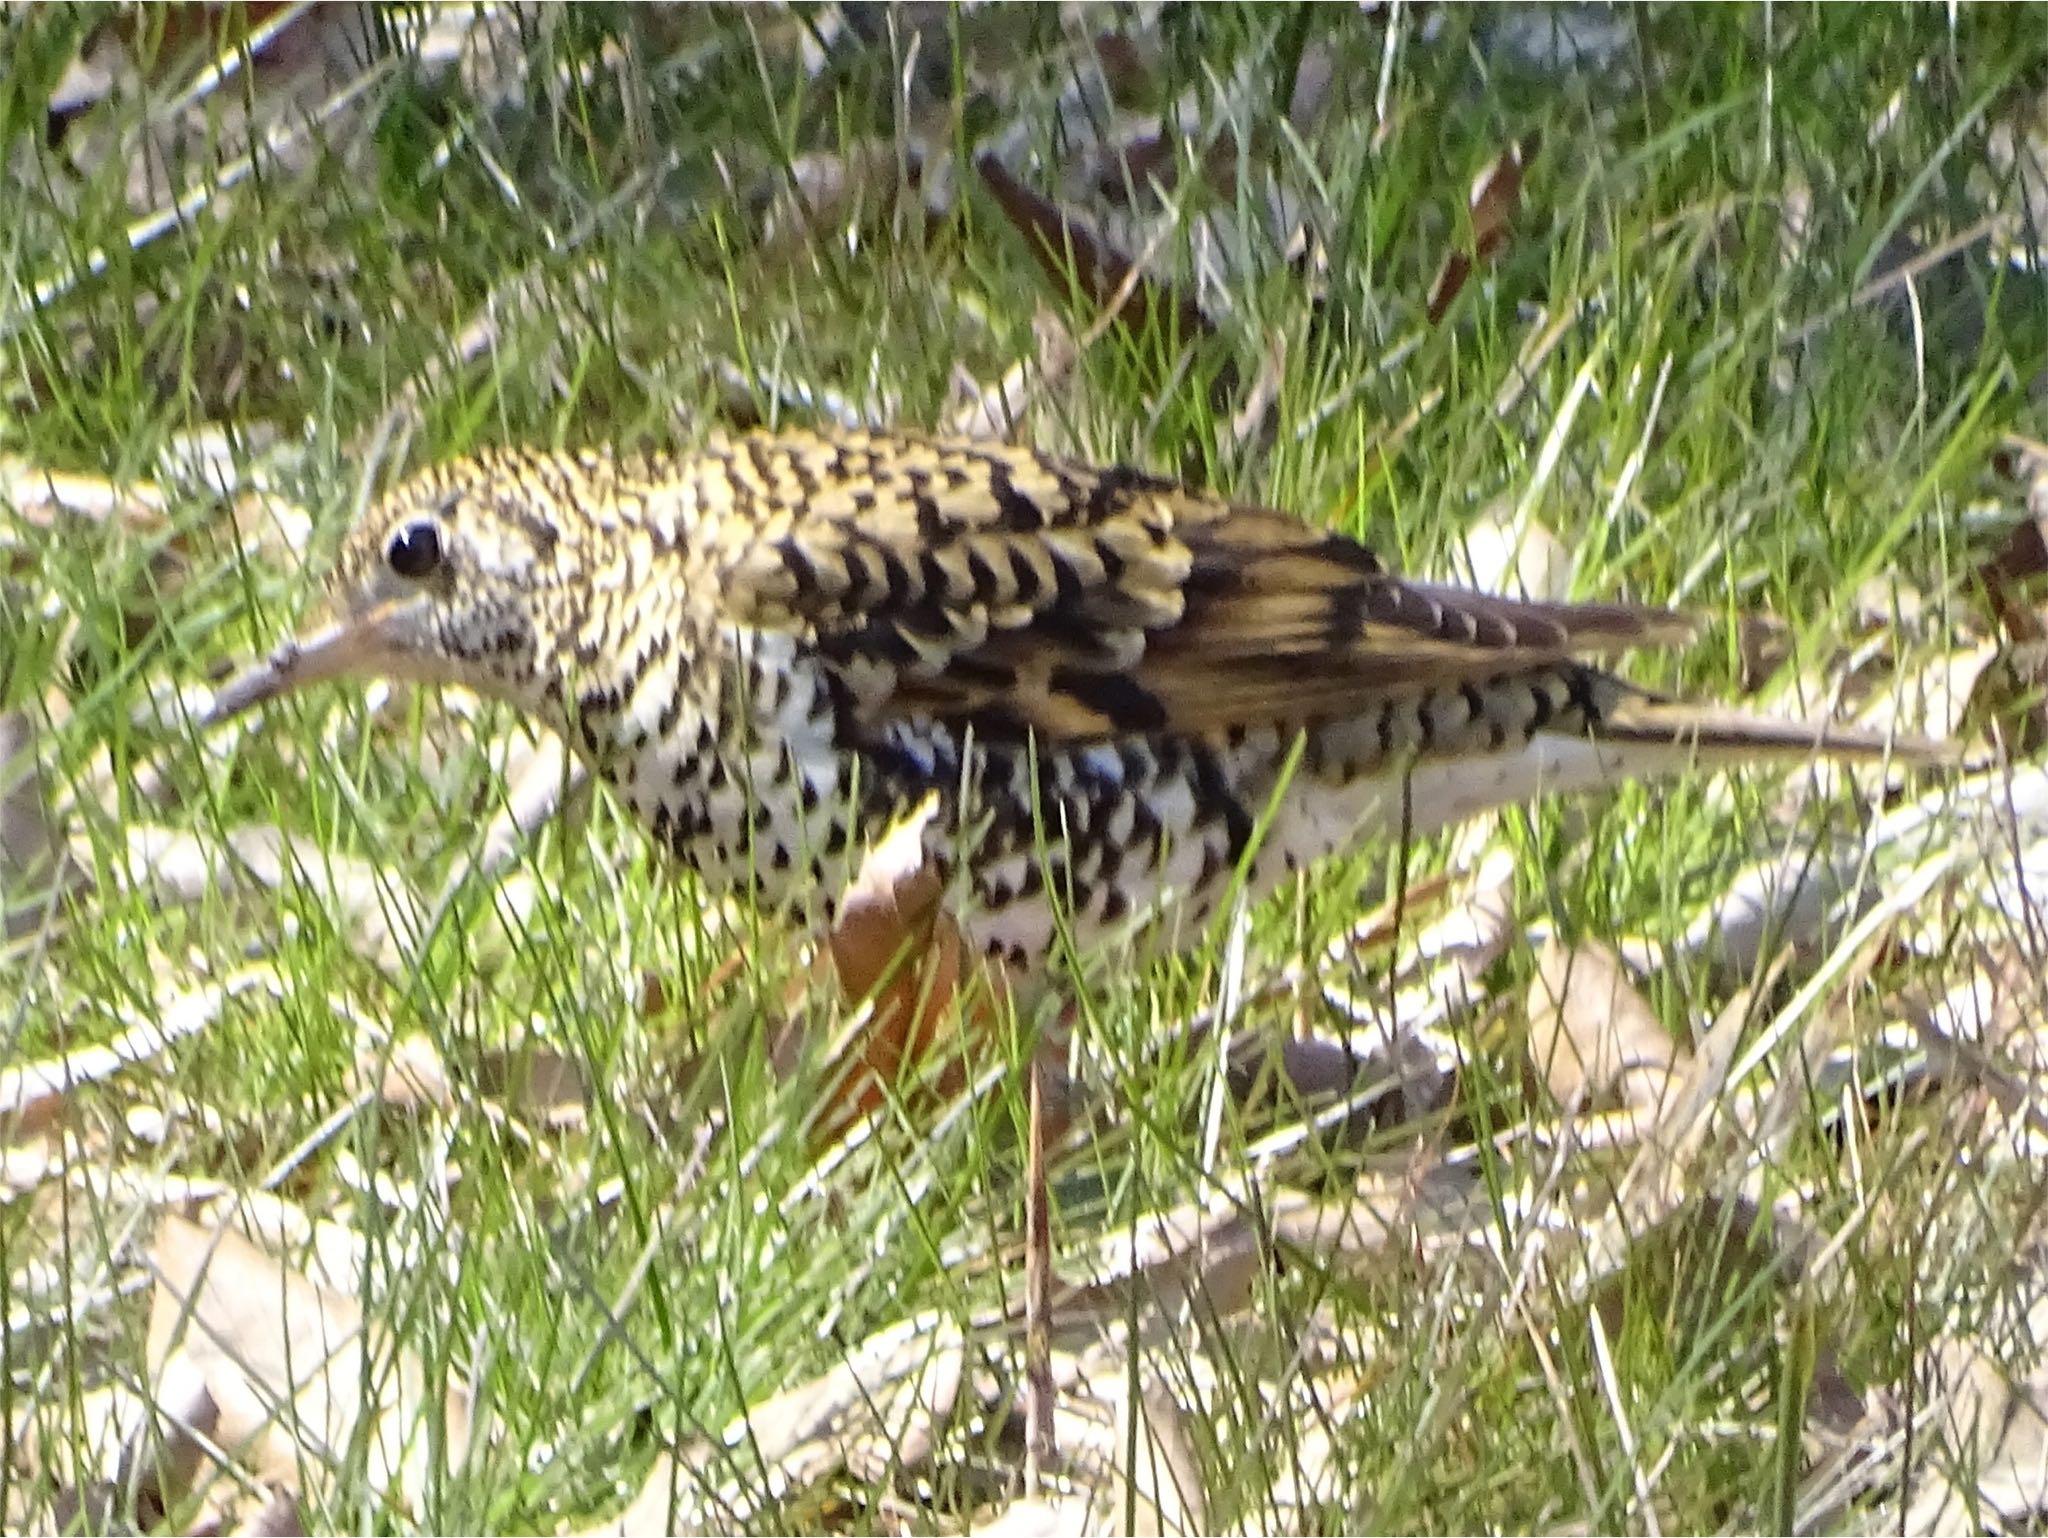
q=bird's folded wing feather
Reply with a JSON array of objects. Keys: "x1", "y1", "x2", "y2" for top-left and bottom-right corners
[{"x1": 714, "y1": 431, "x2": 1694, "y2": 742}]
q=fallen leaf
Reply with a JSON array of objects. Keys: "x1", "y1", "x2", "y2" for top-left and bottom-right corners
[
  {"x1": 104, "y1": 825, "x2": 427, "y2": 972},
  {"x1": 367, "y1": 1033, "x2": 455, "y2": 1116},
  {"x1": 1527, "y1": 937, "x2": 1683, "y2": 1120},
  {"x1": 145, "y1": 1212, "x2": 471, "y2": 1518},
  {"x1": 194, "y1": 1189, "x2": 370, "y2": 1301},
  {"x1": 1905, "y1": 1322, "x2": 2048, "y2": 1532},
  {"x1": 1470, "y1": 136, "x2": 1537, "y2": 260},
  {"x1": 976, "y1": 153, "x2": 1212, "y2": 349},
  {"x1": 795, "y1": 794, "x2": 1011, "y2": 1142},
  {"x1": 474, "y1": 1037, "x2": 590, "y2": 1133},
  {"x1": 1091, "y1": 29, "x2": 1162, "y2": 112},
  {"x1": 1427, "y1": 138, "x2": 1537, "y2": 323},
  {"x1": 1456, "y1": 503, "x2": 1576, "y2": 603}
]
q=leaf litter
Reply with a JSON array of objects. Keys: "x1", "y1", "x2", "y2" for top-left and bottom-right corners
[{"x1": 13, "y1": 8, "x2": 2048, "y2": 1535}]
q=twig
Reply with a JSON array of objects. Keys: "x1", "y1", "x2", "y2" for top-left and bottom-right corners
[{"x1": 1023, "y1": 1055, "x2": 1056, "y2": 1495}]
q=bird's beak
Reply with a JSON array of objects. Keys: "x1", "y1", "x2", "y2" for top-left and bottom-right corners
[{"x1": 205, "y1": 597, "x2": 422, "y2": 725}]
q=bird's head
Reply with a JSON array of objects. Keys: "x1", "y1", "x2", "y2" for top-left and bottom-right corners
[{"x1": 208, "y1": 450, "x2": 604, "y2": 724}]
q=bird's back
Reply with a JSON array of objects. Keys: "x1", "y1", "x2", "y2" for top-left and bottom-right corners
[{"x1": 520, "y1": 429, "x2": 1935, "y2": 966}]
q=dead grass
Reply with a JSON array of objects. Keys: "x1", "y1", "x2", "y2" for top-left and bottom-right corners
[{"x1": 6, "y1": 5, "x2": 2048, "y2": 1534}]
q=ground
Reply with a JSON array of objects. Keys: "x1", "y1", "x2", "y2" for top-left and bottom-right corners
[{"x1": 6, "y1": 6, "x2": 2048, "y2": 1534}]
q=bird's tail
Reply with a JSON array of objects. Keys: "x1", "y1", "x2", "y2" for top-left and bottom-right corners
[{"x1": 1592, "y1": 682, "x2": 1960, "y2": 770}]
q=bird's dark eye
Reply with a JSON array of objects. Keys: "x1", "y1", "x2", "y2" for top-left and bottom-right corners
[{"x1": 386, "y1": 520, "x2": 444, "y2": 580}]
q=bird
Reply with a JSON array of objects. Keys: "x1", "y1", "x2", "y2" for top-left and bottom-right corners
[{"x1": 208, "y1": 427, "x2": 1953, "y2": 982}]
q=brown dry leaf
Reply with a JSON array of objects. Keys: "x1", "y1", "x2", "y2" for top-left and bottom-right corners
[
  {"x1": 475, "y1": 1038, "x2": 591, "y2": 1134},
  {"x1": 1940, "y1": 491, "x2": 2048, "y2": 751},
  {"x1": 367, "y1": 1032, "x2": 455, "y2": 1116},
  {"x1": 1427, "y1": 138, "x2": 1537, "y2": 323},
  {"x1": 789, "y1": 794, "x2": 1011, "y2": 1144},
  {"x1": 192, "y1": 1190, "x2": 370, "y2": 1302},
  {"x1": 1471, "y1": 136, "x2": 1537, "y2": 259},
  {"x1": 145, "y1": 1212, "x2": 471, "y2": 1519},
  {"x1": 1972, "y1": 483, "x2": 2048, "y2": 639},
  {"x1": 976, "y1": 153, "x2": 1212, "y2": 349},
  {"x1": 1424, "y1": 249, "x2": 1475, "y2": 330},
  {"x1": 1527, "y1": 937, "x2": 1684, "y2": 1121},
  {"x1": 1091, "y1": 29, "x2": 1163, "y2": 112},
  {"x1": 1903, "y1": 1301, "x2": 2048, "y2": 1532},
  {"x1": 359, "y1": 1019, "x2": 592, "y2": 1163}
]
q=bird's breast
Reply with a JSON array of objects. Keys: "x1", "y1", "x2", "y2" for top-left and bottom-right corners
[{"x1": 568, "y1": 628, "x2": 1646, "y2": 966}]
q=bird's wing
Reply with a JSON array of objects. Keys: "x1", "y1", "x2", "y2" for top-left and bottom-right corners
[{"x1": 715, "y1": 429, "x2": 1695, "y2": 741}]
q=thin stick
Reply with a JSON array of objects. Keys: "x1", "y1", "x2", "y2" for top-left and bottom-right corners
[{"x1": 1022, "y1": 1054, "x2": 1055, "y2": 1495}]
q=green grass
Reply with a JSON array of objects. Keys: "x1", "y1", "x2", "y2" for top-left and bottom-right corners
[{"x1": 6, "y1": 4, "x2": 2048, "y2": 1533}]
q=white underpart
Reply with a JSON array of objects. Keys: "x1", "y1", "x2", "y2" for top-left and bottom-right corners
[
  {"x1": 1264, "y1": 733, "x2": 1676, "y2": 862},
  {"x1": 960, "y1": 732, "x2": 1707, "y2": 967}
]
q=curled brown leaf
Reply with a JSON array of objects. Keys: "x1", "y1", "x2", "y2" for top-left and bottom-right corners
[
  {"x1": 1527, "y1": 937, "x2": 1683, "y2": 1120},
  {"x1": 976, "y1": 154, "x2": 1211, "y2": 349}
]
